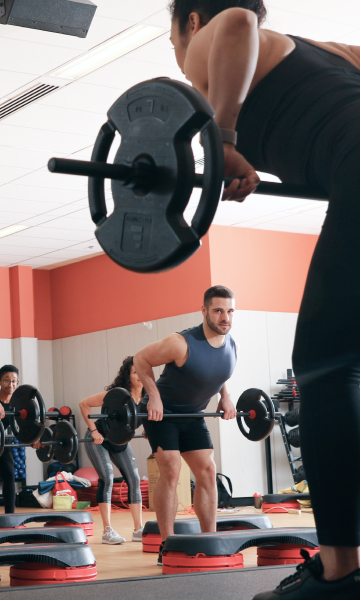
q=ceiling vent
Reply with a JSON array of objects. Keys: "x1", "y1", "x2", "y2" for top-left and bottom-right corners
[
  {"x1": 0, "y1": 83, "x2": 58, "y2": 120},
  {"x1": 0, "y1": 75, "x2": 70, "y2": 121}
]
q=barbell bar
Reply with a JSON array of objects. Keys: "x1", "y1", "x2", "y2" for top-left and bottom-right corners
[{"x1": 48, "y1": 158, "x2": 328, "y2": 202}]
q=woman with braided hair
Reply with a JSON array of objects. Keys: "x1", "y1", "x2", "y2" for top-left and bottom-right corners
[
  {"x1": 168, "y1": 1, "x2": 360, "y2": 599},
  {"x1": 79, "y1": 356, "x2": 144, "y2": 544}
]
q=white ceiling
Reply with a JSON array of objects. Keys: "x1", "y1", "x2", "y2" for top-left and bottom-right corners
[{"x1": 0, "y1": 0, "x2": 359, "y2": 268}]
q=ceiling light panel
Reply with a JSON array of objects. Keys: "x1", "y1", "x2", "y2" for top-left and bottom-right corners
[
  {"x1": 0, "y1": 224, "x2": 30, "y2": 238},
  {"x1": 50, "y1": 24, "x2": 167, "y2": 80}
]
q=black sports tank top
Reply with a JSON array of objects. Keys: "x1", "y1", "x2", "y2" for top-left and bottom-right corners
[{"x1": 236, "y1": 36, "x2": 359, "y2": 190}]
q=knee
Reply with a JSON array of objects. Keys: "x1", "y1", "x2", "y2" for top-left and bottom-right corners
[
  {"x1": 195, "y1": 460, "x2": 217, "y2": 485},
  {"x1": 159, "y1": 460, "x2": 181, "y2": 488}
]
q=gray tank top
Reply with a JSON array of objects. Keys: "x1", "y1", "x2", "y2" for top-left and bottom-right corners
[{"x1": 143, "y1": 324, "x2": 237, "y2": 413}]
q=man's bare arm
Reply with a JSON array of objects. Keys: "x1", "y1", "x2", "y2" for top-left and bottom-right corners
[{"x1": 134, "y1": 334, "x2": 188, "y2": 421}]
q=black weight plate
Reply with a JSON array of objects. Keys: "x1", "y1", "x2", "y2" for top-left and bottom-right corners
[
  {"x1": 53, "y1": 421, "x2": 78, "y2": 465},
  {"x1": 36, "y1": 427, "x2": 55, "y2": 463},
  {"x1": 237, "y1": 388, "x2": 275, "y2": 441},
  {"x1": 9, "y1": 385, "x2": 46, "y2": 444},
  {"x1": 102, "y1": 387, "x2": 136, "y2": 445},
  {"x1": 91, "y1": 78, "x2": 224, "y2": 274}
]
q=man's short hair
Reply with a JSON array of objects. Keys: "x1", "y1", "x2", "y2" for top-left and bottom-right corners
[
  {"x1": 203, "y1": 285, "x2": 235, "y2": 308},
  {"x1": 0, "y1": 364, "x2": 19, "y2": 380}
]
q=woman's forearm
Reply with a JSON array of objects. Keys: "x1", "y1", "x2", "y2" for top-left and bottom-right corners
[
  {"x1": 208, "y1": 10, "x2": 259, "y2": 129},
  {"x1": 79, "y1": 392, "x2": 106, "y2": 432}
]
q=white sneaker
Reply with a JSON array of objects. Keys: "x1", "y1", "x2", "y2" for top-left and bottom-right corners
[
  {"x1": 132, "y1": 526, "x2": 144, "y2": 542},
  {"x1": 102, "y1": 527, "x2": 126, "y2": 544}
]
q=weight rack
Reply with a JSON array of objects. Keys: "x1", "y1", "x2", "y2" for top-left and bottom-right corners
[{"x1": 271, "y1": 368, "x2": 305, "y2": 486}]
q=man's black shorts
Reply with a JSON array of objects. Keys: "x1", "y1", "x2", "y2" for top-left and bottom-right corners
[{"x1": 141, "y1": 405, "x2": 213, "y2": 454}]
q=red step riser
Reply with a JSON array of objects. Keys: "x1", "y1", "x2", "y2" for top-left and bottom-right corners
[
  {"x1": 258, "y1": 557, "x2": 308, "y2": 566},
  {"x1": 163, "y1": 564, "x2": 244, "y2": 574},
  {"x1": 163, "y1": 552, "x2": 244, "y2": 569},
  {"x1": 44, "y1": 521, "x2": 94, "y2": 536},
  {"x1": 10, "y1": 563, "x2": 97, "y2": 586},
  {"x1": 262, "y1": 502, "x2": 300, "y2": 513},
  {"x1": 257, "y1": 546, "x2": 319, "y2": 559}
]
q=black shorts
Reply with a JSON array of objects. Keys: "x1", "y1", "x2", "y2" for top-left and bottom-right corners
[{"x1": 141, "y1": 409, "x2": 213, "y2": 454}]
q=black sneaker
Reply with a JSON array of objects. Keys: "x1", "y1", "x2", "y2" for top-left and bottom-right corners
[
  {"x1": 253, "y1": 550, "x2": 360, "y2": 600},
  {"x1": 157, "y1": 544, "x2": 163, "y2": 566}
]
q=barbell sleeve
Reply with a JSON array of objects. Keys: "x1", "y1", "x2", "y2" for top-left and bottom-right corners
[{"x1": 3, "y1": 408, "x2": 60, "y2": 419}]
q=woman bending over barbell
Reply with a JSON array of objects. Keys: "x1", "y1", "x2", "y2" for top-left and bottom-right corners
[
  {"x1": 169, "y1": 1, "x2": 359, "y2": 599},
  {"x1": 79, "y1": 356, "x2": 144, "y2": 544}
]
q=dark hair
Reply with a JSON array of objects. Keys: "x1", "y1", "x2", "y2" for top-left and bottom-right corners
[
  {"x1": 106, "y1": 356, "x2": 134, "y2": 392},
  {"x1": 169, "y1": 0, "x2": 267, "y2": 34},
  {"x1": 204, "y1": 285, "x2": 235, "y2": 307},
  {"x1": 0, "y1": 365, "x2": 19, "y2": 380},
  {"x1": 106, "y1": 357, "x2": 145, "y2": 400}
]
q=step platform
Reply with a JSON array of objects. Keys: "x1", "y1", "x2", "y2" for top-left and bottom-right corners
[
  {"x1": 0, "y1": 543, "x2": 96, "y2": 587},
  {"x1": 262, "y1": 494, "x2": 310, "y2": 513},
  {"x1": 143, "y1": 515, "x2": 273, "y2": 553},
  {"x1": 0, "y1": 511, "x2": 94, "y2": 536},
  {"x1": 0, "y1": 526, "x2": 87, "y2": 545},
  {"x1": 162, "y1": 527, "x2": 318, "y2": 574}
]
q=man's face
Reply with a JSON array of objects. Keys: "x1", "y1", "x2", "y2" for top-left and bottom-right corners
[{"x1": 202, "y1": 297, "x2": 235, "y2": 335}]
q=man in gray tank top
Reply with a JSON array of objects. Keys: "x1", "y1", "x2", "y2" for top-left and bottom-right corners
[{"x1": 134, "y1": 286, "x2": 238, "y2": 564}]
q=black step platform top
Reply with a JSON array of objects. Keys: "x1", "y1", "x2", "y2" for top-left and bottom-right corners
[
  {"x1": 0, "y1": 543, "x2": 95, "y2": 567},
  {"x1": 0, "y1": 526, "x2": 87, "y2": 545},
  {"x1": 0, "y1": 511, "x2": 93, "y2": 529},
  {"x1": 163, "y1": 527, "x2": 318, "y2": 556},
  {"x1": 144, "y1": 514, "x2": 273, "y2": 535},
  {"x1": 263, "y1": 494, "x2": 310, "y2": 503}
]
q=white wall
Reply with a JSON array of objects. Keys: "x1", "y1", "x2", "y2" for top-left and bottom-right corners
[{"x1": 218, "y1": 310, "x2": 299, "y2": 496}]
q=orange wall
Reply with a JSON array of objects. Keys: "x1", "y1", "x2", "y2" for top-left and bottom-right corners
[
  {"x1": 48, "y1": 234, "x2": 212, "y2": 340},
  {"x1": 209, "y1": 226, "x2": 318, "y2": 313},
  {"x1": 33, "y1": 270, "x2": 53, "y2": 341},
  {"x1": 0, "y1": 268, "x2": 12, "y2": 339},
  {"x1": 2, "y1": 227, "x2": 319, "y2": 341},
  {"x1": 9, "y1": 266, "x2": 35, "y2": 338}
]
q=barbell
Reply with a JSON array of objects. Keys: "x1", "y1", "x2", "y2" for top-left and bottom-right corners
[
  {"x1": 48, "y1": 77, "x2": 328, "y2": 274},
  {"x1": 1, "y1": 385, "x2": 70, "y2": 444},
  {"x1": 87, "y1": 386, "x2": 277, "y2": 446},
  {"x1": 0, "y1": 421, "x2": 146, "y2": 464}
]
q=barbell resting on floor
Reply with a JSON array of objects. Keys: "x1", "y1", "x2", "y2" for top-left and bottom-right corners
[{"x1": 48, "y1": 77, "x2": 328, "y2": 274}]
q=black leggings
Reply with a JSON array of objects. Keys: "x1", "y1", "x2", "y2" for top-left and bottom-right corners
[
  {"x1": 0, "y1": 447, "x2": 15, "y2": 513},
  {"x1": 292, "y1": 113, "x2": 360, "y2": 547}
]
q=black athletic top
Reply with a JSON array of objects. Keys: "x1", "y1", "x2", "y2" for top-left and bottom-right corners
[
  {"x1": 236, "y1": 36, "x2": 359, "y2": 191},
  {"x1": 142, "y1": 324, "x2": 237, "y2": 413},
  {"x1": 0, "y1": 400, "x2": 12, "y2": 432}
]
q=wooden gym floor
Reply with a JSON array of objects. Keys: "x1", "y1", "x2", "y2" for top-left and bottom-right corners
[{"x1": 0, "y1": 506, "x2": 315, "y2": 587}]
